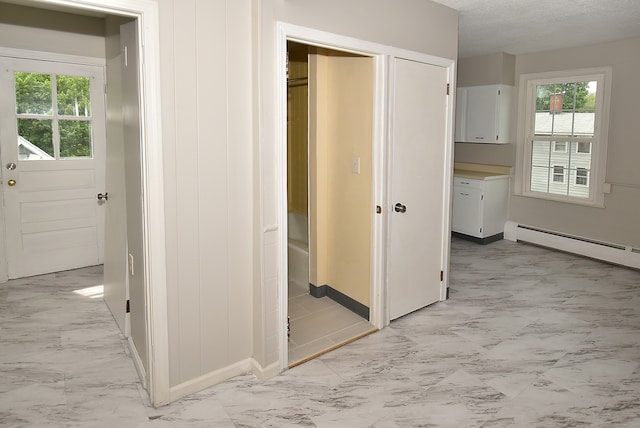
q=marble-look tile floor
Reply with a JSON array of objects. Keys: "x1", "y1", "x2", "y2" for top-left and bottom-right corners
[{"x1": 2, "y1": 238, "x2": 640, "y2": 427}]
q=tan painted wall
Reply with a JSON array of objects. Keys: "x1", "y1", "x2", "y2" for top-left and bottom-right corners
[
  {"x1": 287, "y1": 45, "x2": 308, "y2": 216},
  {"x1": 309, "y1": 53, "x2": 373, "y2": 307},
  {"x1": 454, "y1": 37, "x2": 640, "y2": 248},
  {"x1": 308, "y1": 54, "x2": 329, "y2": 287},
  {"x1": 0, "y1": 2, "x2": 105, "y2": 58}
]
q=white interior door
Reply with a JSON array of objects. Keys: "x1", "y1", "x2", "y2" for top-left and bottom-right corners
[
  {"x1": 388, "y1": 58, "x2": 448, "y2": 320},
  {"x1": 120, "y1": 20, "x2": 148, "y2": 382},
  {"x1": 0, "y1": 57, "x2": 106, "y2": 279},
  {"x1": 103, "y1": 24, "x2": 131, "y2": 334}
]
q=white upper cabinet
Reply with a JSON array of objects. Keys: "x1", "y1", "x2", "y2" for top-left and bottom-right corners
[{"x1": 455, "y1": 84, "x2": 513, "y2": 144}]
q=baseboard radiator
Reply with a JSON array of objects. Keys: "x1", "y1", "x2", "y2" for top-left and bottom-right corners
[{"x1": 504, "y1": 221, "x2": 640, "y2": 270}]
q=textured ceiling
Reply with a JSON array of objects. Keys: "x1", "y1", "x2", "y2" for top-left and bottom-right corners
[{"x1": 431, "y1": 0, "x2": 640, "y2": 58}]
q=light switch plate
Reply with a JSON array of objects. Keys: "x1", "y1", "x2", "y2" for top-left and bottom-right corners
[{"x1": 352, "y1": 157, "x2": 361, "y2": 174}]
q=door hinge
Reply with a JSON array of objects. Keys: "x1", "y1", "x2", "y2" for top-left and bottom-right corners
[
  {"x1": 440, "y1": 270, "x2": 444, "y2": 281},
  {"x1": 126, "y1": 299, "x2": 130, "y2": 313},
  {"x1": 446, "y1": 83, "x2": 450, "y2": 95}
]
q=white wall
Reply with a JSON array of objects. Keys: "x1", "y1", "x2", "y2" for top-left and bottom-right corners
[
  {"x1": 156, "y1": 0, "x2": 254, "y2": 389},
  {"x1": 0, "y1": 2, "x2": 105, "y2": 58}
]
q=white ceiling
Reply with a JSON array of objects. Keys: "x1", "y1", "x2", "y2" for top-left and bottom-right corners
[{"x1": 431, "y1": 0, "x2": 640, "y2": 58}]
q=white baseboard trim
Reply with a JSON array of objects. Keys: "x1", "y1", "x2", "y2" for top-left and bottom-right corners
[
  {"x1": 168, "y1": 359, "x2": 248, "y2": 403},
  {"x1": 168, "y1": 358, "x2": 284, "y2": 403},
  {"x1": 127, "y1": 336, "x2": 147, "y2": 390},
  {"x1": 250, "y1": 359, "x2": 281, "y2": 380},
  {"x1": 504, "y1": 221, "x2": 640, "y2": 269}
]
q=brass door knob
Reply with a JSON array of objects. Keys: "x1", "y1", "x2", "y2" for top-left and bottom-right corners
[{"x1": 7, "y1": 179, "x2": 16, "y2": 187}]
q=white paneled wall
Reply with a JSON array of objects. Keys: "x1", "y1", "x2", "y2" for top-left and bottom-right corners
[{"x1": 161, "y1": 0, "x2": 254, "y2": 390}]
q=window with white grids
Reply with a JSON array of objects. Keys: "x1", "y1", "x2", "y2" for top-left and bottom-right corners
[{"x1": 518, "y1": 68, "x2": 611, "y2": 206}]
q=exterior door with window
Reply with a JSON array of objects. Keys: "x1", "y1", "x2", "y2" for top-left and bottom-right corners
[{"x1": 0, "y1": 57, "x2": 106, "y2": 279}]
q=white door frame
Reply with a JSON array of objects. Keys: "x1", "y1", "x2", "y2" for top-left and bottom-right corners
[
  {"x1": 15, "y1": 0, "x2": 170, "y2": 407},
  {"x1": 275, "y1": 23, "x2": 456, "y2": 370}
]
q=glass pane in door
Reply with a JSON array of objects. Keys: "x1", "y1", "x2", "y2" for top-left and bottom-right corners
[
  {"x1": 17, "y1": 118, "x2": 54, "y2": 160},
  {"x1": 57, "y1": 75, "x2": 91, "y2": 117},
  {"x1": 14, "y1": 72, "x2": 52, "y2": 115},
  {"x1": 60, "y1": 120, "x2": 92, "y2": 158}
]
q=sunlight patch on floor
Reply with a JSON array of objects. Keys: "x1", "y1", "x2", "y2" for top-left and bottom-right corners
[{"x1": 73, "y1": 284, "x2": 104, "y2": 298}]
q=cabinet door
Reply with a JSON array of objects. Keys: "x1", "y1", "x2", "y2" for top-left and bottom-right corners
[
  {"x1": 465, "y1": 85, "x2": 499, "y2": 143},
  {"x1": 452, "y1": 186, "x2": 483, "y2": 237}
]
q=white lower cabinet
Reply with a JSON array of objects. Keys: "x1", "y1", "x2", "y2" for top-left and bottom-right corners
[{"x1": 451, "y1": 175, "x2": 509, "y2": 243}]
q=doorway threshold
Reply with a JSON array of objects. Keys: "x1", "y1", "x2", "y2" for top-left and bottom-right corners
[
  {"x1": 289, "y1": 326, "x2": 378, "y2": 368},
  {"x1": 288, "y1": 290, "x2": 378, "y2": 368}
]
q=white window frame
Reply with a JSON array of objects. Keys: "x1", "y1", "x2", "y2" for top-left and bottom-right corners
[{"x1": 515, "y1": 67, "x2": 612, "y2": 207}]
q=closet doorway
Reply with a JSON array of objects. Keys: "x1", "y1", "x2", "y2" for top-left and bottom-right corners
[{"x1": 286, "y1": 41, "x2": 377, "y2": 367}]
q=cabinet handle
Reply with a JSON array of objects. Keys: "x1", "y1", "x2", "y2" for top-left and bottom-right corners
[
  {"x1": 475, "y1": 136, "x2": 484, "y2": 140},
  {"x1": 460, "y1": 181, "x2": 470, "y2": 185},
  {"x1": 460, "y1": 192, "x2": 469, "y2": 196}
]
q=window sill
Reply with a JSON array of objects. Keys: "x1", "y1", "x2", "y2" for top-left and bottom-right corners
[{"x1": 514, "y1": 190, "x2": 605, "y2": 208}]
